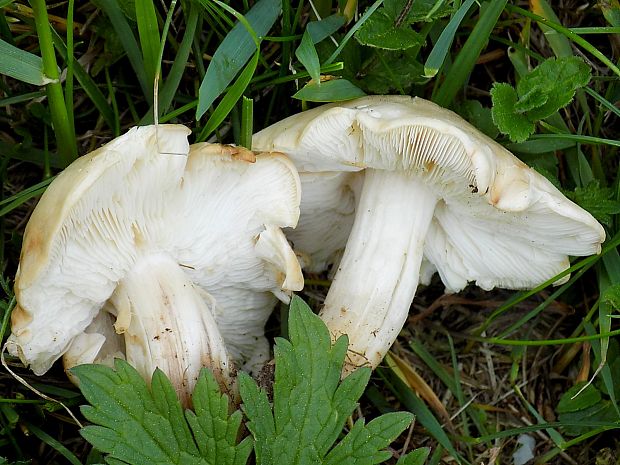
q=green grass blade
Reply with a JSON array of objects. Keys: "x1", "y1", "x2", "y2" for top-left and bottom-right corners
[
  {"x1": 197, "y1": 51, "x2": 259, "y2": 141},
  {"x1": 135, "y1": 0, "x2": 160, "y2": 105},
  {"x1": 423, "y1": 0, "x2": 477, "y2": 78},
  {"x1": 50, "y1": 30, "x2": 116, "y2": 130},
  {"x1": 433, "y1": 0, "x2": 507, "y2": 107},
  {"x1": 158, "y1": 2, "x2": 198, "y2": 116},
  {"x1": 96, "y1": 0, "x2": 149, "y2": 98},
  {"x1": 240, "y1": 96, "x2": 253, "y2": 149},
  {"x1": 30, "y1": 0, "x2": 76, "y2": 165},
  {"x1": 196, "y1": 0, "x2": 281, "y2": 119},
  {"x1": 0, "y1": 38, "x2": 46, "y2": 85},
  {"x1": 64, "y1": 0, "x2": 75, "y2": 133},
  {"x1": 295, "y1": 30, "x2": 321, "y2": 83},
  {"x1": 324, "y1": 0, "x2": 384, "y2": 66},
  {"x1": 506, "y1": 4, "x2": 620, "y2": 78},
  {"x1": 379, "y1": 368, "x2": 469, "y2": 465},
  {"x1": 530, "y1": 0, "x2": 573, "y2": 57},
  {"x1": 25, "y1": 423, "x2": 82, "y2": 465}
]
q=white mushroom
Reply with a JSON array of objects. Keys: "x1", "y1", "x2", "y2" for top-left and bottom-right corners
[
  {"x1": 9, "y1": 125, "x2": 302, "y2": 403},
  {"x1": 253, "y1": 95, "x2": 606, "y2": 373}
]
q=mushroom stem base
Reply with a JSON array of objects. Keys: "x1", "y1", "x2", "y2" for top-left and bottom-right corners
[
  {"x1": 320, "y1": 169, "x2": 437, "y2": 374},
  {"x1": 109, "y1": 253, "x2": 232, "y2": 406}
]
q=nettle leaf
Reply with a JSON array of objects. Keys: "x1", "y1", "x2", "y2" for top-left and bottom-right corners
[
  {"x1": 240, "y1": 296, "x2": 414, "y2": 465},
  {"x1": 72, "y1": 361, "x2": 250, "y2": 465},
  {"x1": 384, "y1": 0, "x2": 452, "y2": 23},
  {"x1": 515, "y1": 57, "x2": 591, "y2": 121},
  {"x1": 566, "y1": 181, "x2": 620, "y2": 226},
  {"x1": 362, "y1": 50, "x2": 424, "y2": 95},
  {"x1": 355, "y1": 10, "x2": 422, "y2": 50},
  {"x1": 490, "y1": 83, "x2": 535, "y2": 143},
  {"x1": 602, "y1": 284, "x2": 620, "y2": 313}
]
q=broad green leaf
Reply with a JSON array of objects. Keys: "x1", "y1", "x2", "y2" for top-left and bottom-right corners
[
  {"x1": 556, "y1": 383, "x2": 602, "y2": 414},
  {"x1": 73, "y1": 360, "x2": 250, "y2": 465},
  {"x1": 240, "y1": 296, "x2": 412, "y2": 465},
  {"x1": 384, "y1": 0, "x2": 452, "y2": 23},
  {"x1": 355, "y1": 11, "x2": 422, "y2": 50},
  {"x1": 458, "y1": 100, "x2": 499, "y2": 139},
  {"x1": 293, "y1": 79, "x2": 366, "y2": 102},
  {"x1": 198, "y1": 51, "x2": 259, "y2": 141},
  {"x1": 307, "y1": 15, "x2": 346, "y2": 44},
  {"x1": 566, "y1": 181, "x2": 620, "y2": 226},
  {"x1": 516, "y1": 57, "x2": 591, "y2": 121},
  {"x1": 396, "y1": 448, "x2": 431, "y2": 465},
  {"x1": 295, "y1": 31, "x2": 321, "y2": 83},
  {"x1": 196, "y1": 0, "x2": 281, "y2": 119},
  {"x1": 0, "y1": 38, "x2": 47, "y2": 85},
  {"x1": 602, "y1": 284, "x2": 620, "y2": 312},
  {"x1": 362, "y1": 49, "x2": 424, "y2": 94},
  {"x1": 490, "y1": 83, "x2": 535, "y2": 142},
  {"x1": 324, "y1": 413, "x2": 414, "y2": 465}
]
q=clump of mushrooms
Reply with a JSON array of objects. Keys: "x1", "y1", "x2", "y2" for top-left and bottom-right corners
[
  {"x1": 8, "y1": 124, "x2": 303, "y2": 404},
  {"x1": 253, "y1": 95, "x2": 606, "y2": 373}
]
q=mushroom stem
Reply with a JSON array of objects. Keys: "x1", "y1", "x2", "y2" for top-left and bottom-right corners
[
  {"x1": 109, "y1": 253, "x2": 232, "y2": 406},
  {"x1": 319, "y1": 169, "x2": 438, "y2": 373}
]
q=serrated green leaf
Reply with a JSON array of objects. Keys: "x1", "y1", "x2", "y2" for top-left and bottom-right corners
[
  {"x1": 293, "y1": 79, "x2": 366, "y2": 102},
  {"x1": 324, "y1": 412, "x2": 414, "y2": 465},
  {"x1": 296, "y1": 31, "x2": 321, "y2": 83},
  {"x1": 516, "y1": 57, "x2": 591, "y2": 121},
  {"x1": 566, "y1": 181, "x2": 620, "y2": 226},
  {"x1": 0, "y1": 38, "x2": 47, "y2": 85},
  {"x1": 354, "y1": 11, "x2": 422, "y2": 50},
  {"x1": 602, "y1": 284, "x2": 620, "y2": 312},
  {"x1": 397, "y1": 447, "x2": 431, "y2": 465},
  {"x1": 241, "y1": 296, "x2": 411, "y2": 465},
  {"x1": 73, "y1": 360, "x2": 250, "y2": 465},
  {"x1": 196, "y1": 0, "x2": 281, "y2": 119},
  {"x1": 490, "y1": 82, "x2": 535, "y2": 142},
  {"x1": 384, "y1": 0, "x2": 452, "y2": 23}
]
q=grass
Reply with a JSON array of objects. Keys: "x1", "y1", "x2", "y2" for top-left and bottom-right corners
[{"x1": 0, "y1": 0, "x2": 619, "y2": 463}]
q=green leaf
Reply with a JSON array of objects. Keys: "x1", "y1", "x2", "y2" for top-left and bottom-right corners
[
  {"x1": 396, "y1": 448, "x2": 431, "y2": 465},
  {"x1": 95, "y1": 0, "x2": 149, "y2": 98},
  {"x1": 72, "y1": 360, "x2": 250, "y2": 465},
  {"x1": 0, "y1": 38, "x2": 47, "y2": 85},
  {"x1": 384, "y1": 0, "x2": 452, "y2": 23},
  {"x1": 135, "y1": 0, "x2": 160, "y2": 103},
  {"x1": 516, "y1": 57, "x2": 591, "y2": 121},
  {"x1": 293, "y1": 79, "x2": 366, "y2": 102},
  {"x1": 354, "y1": 11, "x2": 422, "y2": 50},
  {"x1": 295, "y1": 31, "x2": 321, "y2": 83},
  {"x1": 566, "y1": 181, "x2": 620, "y2": 226},
  {"x1": 423, "y1": 0, "x2": 476, "y2": 77},
  {"x1": 196, "y1": 0, "x2": 281, "y2": 119},
  {"x1": 307, "y1": 15, "x2": 345, "y2": 44},
  {"x1": 240, "y1": 296, "x2": 413, "y2": 465},
  {"x1": 490, "y1": 83, "x2": 535, "y2": 142},
  {"x1": 602, "y1": 284, "x2": 620, "y2": 312},
  {"x1": 557, "y1": 383, "x2": 602, "y2": 414}
]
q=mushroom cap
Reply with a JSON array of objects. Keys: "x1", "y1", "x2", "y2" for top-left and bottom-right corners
[
  {"x1": 253, "y1": 95, "x2": 605, "y2": 291},
  {"x1": 10, "y1": 126, "x2": 302, "y2": 375}
]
